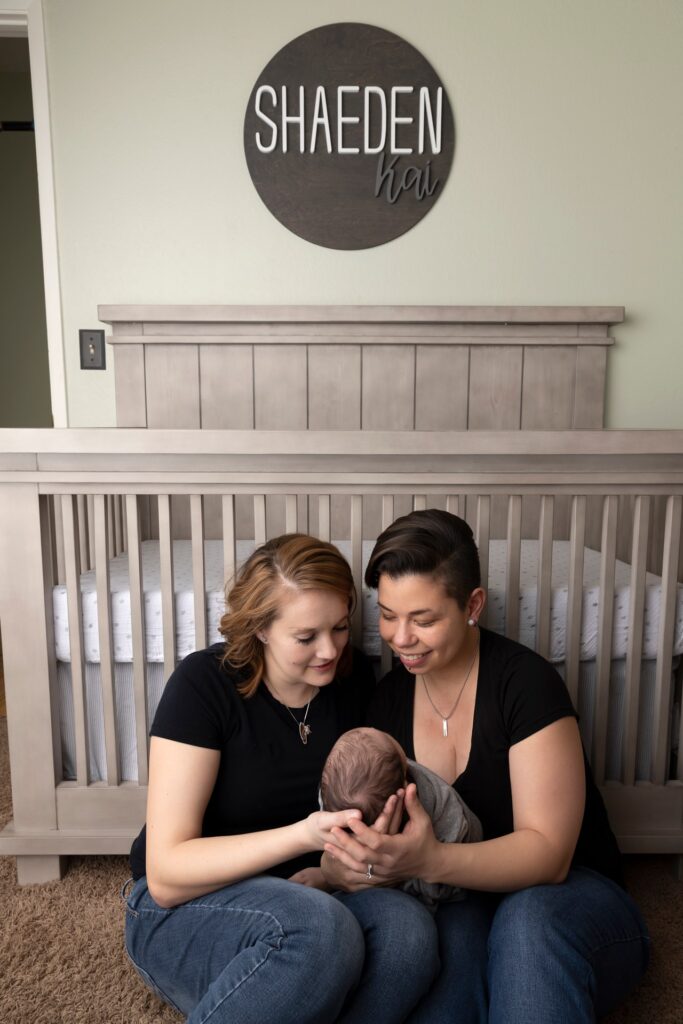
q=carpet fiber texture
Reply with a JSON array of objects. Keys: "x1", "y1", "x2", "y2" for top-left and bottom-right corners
[{"x1": 0, "y1": 715, "x2": 681, "y2": 1023}]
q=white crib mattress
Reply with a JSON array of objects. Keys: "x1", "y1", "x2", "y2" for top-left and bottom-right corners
[{"x1": 53, "y1": 539, "x2": 683, "y2": 664}]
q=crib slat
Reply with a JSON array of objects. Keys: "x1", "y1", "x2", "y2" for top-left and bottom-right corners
[
  {"x1": 94, "y1": 494, "x2": 119, "y2": 786},
  {"x1": 191, "y1": 495, "x2": 207, "y2": 651},
  {"x1": 350, "y1": 495, "x2": 363, "y2": 644},
  {"x1": 653, "y1": 496, "x2": 682, "y2": 784},
  {"x1": 565, "y1": 496, "x2": 586, "y2": 706},
  {"x1": 254, "y1": 495, "x2": 266, "y2": 546},
  {"x1": 622, "y1": 497, "x2": 651, "y2": 785},
  {"x1": 536, "y1": 496, "x2": 554, "y2": 660},
  {"x1": 476, "y1": 496, "x2": 491, "y2": 629},
  {"x1": 53, "y1": 495, "x2": 66, "y2": 584},
  {"x1": 381, "y1": 495, "x2": 394, "y2": 530},
  {"x1": 413, "y1": 495, "x2": 427, "y2": 511},
  {"x1": 222, "y1": 494, "x2": 237, "y2": 589},
  {"x1": 111, "y1": 496, "x2": 118, "y2": 555},
  {"x1": 76, "y1": 494, "x2": 89, "y2": 571},
  {"x1": 446, "y1": 495, "x2": 462, "y2": 518},
  {"x1": 297, "y1": 495, "x2": 309, "y2": 534},
  {"x1": 125, "y1": 495, "x2": 149, "y2": 786},
  {"x1": 122, "y1": 498, "x2": 128, "y2": 553},
  {"x1": 61, "y1": 495, "x2": 89, "y2": 785},
  {"x1": 43, "y1": 495, "x2": 58, "y2": 586},
  {"x1": 87, "y1": 494, "x2": 96, "y2": 569},
  {"x1": 285, "y1": 494, "x2": 298, "y2": 533},
  {"x1": 318, "y1": 495, "x2": 331, "y2": 541},
  {"x1": 505, "y1": 496, "x2": 522, "y2": 642},
  {"x1": 114, "y1": 496, "x2": 124, "y2": 555},
  {"x1": 106, "y1": 495, "x2": 115, "y2": 560},
  {"x1": 158, "y1": 495, "x2": 176, "y2": 684},
  {"x1": 593, "y1": 495, "x2": 618, "y2": 782}
]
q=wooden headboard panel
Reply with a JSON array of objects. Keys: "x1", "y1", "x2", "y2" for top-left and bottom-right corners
[{"x1": 100, "y1": 305, "x2": 622, "y2": 431}]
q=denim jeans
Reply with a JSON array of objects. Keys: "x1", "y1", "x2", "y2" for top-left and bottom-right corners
[
  {"x1": 123, "y1": 875, "x2": 438, "y2": 1023},
  {"x1": 406, "y1": 867, "x2": 650, "y2": 1023}
]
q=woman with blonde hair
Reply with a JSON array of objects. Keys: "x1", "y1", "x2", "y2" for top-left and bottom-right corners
[{"x1": 123, "y1": 533, "x2": 437, "y2": 1024}]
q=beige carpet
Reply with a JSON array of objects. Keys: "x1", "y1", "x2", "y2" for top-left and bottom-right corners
[{"x1": 0, "y1": 714, "x2": 681, "y2": 1023}]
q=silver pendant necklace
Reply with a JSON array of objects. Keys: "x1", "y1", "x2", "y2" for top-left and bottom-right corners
[
  {"x1": 285, "y1": 701, "x2": 313, "y2": 745},
  {"x1": 420, "y1": 636, "x2": 479, "y2": 738},
  {"x1": 266, "y1": 683, "x2": 318, "y2": 745}
]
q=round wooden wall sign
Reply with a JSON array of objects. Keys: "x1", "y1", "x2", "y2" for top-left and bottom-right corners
[{"x1": 244, "y1": 23, "x2": 455, "y2": 250}]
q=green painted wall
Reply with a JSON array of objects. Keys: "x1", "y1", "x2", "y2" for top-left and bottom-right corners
[{"x1": 42, "y1": 0, "x2": 683, "y2": 427}]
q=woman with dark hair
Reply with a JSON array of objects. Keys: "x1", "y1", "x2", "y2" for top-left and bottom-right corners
[
  {"x1": 123, "y1": 533, "x2": 437, "y2": 1024},
  {"x1": 322, "y1": 509, "x2": 650, "y2": 1022}
]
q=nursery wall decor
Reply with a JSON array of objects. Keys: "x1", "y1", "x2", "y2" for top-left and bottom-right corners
[{"x1": 244, "y1": 22, "x2": 455, "y2": 249}]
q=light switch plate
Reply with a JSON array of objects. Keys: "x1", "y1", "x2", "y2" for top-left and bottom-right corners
[{"x1": 79, "y1": 329, "x2": 106, "y2": 370}]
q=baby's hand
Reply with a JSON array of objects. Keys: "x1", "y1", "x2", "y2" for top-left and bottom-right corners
[{"x1": 288, "y1": 867, "x2": 331, "y2": 891}]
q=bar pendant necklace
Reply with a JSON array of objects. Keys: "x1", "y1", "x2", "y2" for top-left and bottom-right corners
[{"x1": 420, "y1": 638, "x2": 479, "y2": 738}]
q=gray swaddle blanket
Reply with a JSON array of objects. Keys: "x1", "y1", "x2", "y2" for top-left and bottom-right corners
[{"x1": 402, "y1": 759, "x2": 482, "y2": 911}]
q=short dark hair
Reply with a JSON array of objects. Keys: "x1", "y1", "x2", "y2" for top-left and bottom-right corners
[{"x1": 364, "y1": 508, "x2": 481, "y2": 610}]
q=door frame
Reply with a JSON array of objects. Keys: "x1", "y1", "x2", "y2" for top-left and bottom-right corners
[{"x1": 0, "y1": 2, "x2": 67, "y2": 426}]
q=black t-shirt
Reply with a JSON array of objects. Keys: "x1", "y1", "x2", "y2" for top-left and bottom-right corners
[
  {"x1": 129, "y1": 644, "x2": 375, "y2": 881},
  {"x1": 367, "y1": 627, "x2": 624, "y2": 887}
]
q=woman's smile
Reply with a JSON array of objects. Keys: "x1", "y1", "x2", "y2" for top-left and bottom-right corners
[
  {"x1": 309, "y1": 658, "x2": 337, "y2": 673},
  {"x1": 397, "y1": 650, "x2": 432, "y2": 670}
]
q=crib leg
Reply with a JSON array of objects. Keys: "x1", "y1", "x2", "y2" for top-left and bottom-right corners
[{"x1": 15, "y1": 855, "x2": 68, "y2": 886}]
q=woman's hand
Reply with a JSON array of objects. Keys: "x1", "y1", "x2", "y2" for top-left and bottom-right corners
[
  {"x1": 320, "y1": 789, "x2": 405, "y2": 891},
  {"x1": 322, "y1": 785, "x2": 438, "y2": 891},
  {"x1": 303, "y1": 807, "x2": 363, "y2": 850}
]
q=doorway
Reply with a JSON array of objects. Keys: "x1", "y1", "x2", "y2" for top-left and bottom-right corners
[{"x1": 0, "y1": 33, "x2": 52, "y2": 427}]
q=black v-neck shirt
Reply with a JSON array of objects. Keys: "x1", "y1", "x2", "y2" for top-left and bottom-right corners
[
  {"x1": 129, "y1": 644, "x2": 374, "y2": 881},
  {"x1": 367, "y1": 627, "x2": 624, "y2": 887}
]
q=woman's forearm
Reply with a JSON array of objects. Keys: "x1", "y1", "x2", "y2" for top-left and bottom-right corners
[
  {"x1": 325, "y1": 774, "x2": 578, "y2": 895},
  {"x1": 425, "y1": 828, "x2": 574, "y2": 892},
  {"x1": 147, "y1": 820, "x2": 315, "y2": 907}
]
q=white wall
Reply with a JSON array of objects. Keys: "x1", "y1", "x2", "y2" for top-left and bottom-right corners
[{"x1": 41, "y1": 0, "x2": 683, "y2": 427}]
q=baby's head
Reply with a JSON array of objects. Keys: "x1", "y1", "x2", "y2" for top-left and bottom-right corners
[{"x1": 320, "y1": 727, "x2": 408, "y2": 824}]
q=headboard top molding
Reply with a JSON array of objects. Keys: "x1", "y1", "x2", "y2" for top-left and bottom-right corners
[
  {"x1": 99, "y1": 304, "x2": 624, "y2": 327},
  {"x1": 99, "y1": 305, "x2": 622, "y2": 431}
]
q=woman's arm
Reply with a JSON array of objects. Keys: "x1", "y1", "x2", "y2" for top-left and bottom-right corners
[
  {"x1": 323, "y1": 717, "x2": 585, "y2": 893},
  {"x1": 146, "y1": 736, "x2": 361, "y2": 908}
]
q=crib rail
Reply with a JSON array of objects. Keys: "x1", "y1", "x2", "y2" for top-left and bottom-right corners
[{"x1": 1, "y1": 428, "x2": 683, "y2": 870}]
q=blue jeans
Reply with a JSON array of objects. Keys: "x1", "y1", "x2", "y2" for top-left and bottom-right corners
[
  {"x1": 406, "y1": 868, "x2": 650, "y2": 1023},
  {"x1": 123, "y1": 875, "x2": 438, "y2": 1023}
]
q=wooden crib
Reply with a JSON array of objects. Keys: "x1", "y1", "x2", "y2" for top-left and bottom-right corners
[{"x1": 1, "y1": 305, "x2": 682, "y2": 885}]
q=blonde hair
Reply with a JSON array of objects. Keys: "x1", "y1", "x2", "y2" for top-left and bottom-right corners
[
  {"x1": 321, "y1": 728, "x2": 407, "y2": 824},
  {"x1": 219, "y1": 533, "x2": 356, "y2": 697}
]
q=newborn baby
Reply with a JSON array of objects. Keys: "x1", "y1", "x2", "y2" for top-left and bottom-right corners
[{"x1": 320, "y1": 726, "x2": 482, "y2": 910}]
